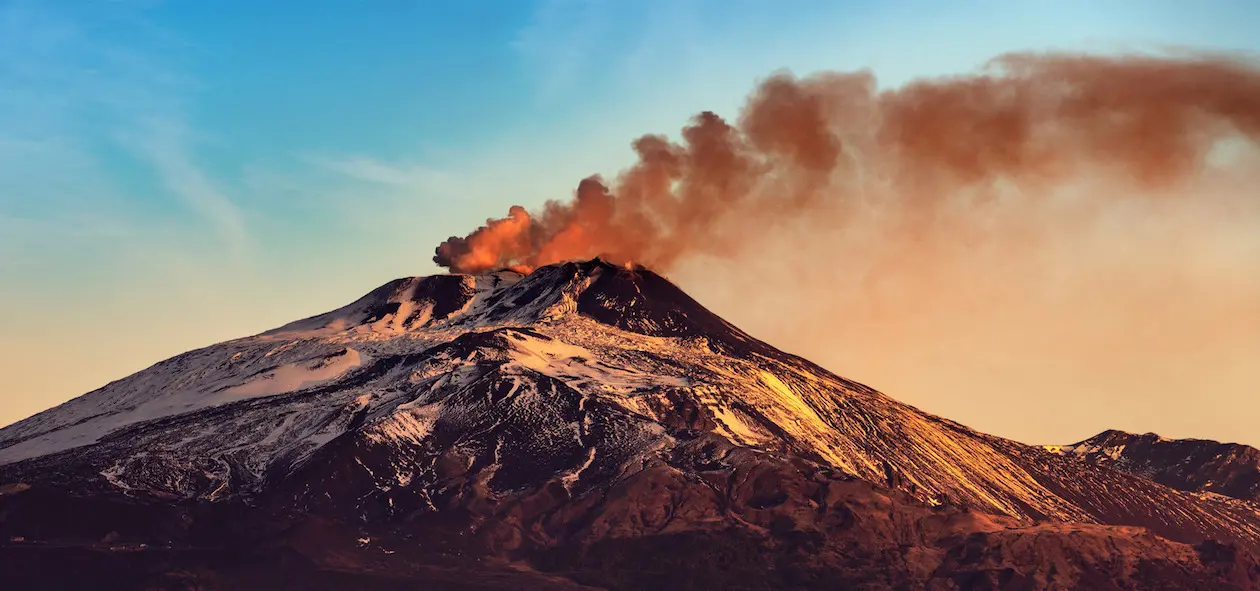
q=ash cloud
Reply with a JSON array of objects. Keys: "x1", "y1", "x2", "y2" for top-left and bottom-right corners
[
  {"x1": 433, "y1": 52, "x2": 1260, "y2": 275},
  {"x1": 430, "y1": 51, "x2": 1260, "y2": 445}
]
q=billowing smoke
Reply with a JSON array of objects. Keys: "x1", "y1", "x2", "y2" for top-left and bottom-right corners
[
  {"x1": 434, "y1": 52, "x2": 1260, "y2": 275},
  {"x1": 431, "y1": 51, "x2": 1260, "y2": 445}
]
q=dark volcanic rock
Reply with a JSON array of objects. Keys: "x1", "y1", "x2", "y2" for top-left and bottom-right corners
[
  {"x1": 4, "y1": 440, "x2": 1258, "y2": 590},
  {"x1": 1054, "y1": 429, "x2": 1260, "y2": 503}
]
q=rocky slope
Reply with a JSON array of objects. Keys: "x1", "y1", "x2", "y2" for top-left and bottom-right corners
[
  {"x1": 1, "y1": 259, "x2": 1258, "y2": 589},
  {"x1": 1048, "y1": 430, "x2": 1260, "y2": 503}
]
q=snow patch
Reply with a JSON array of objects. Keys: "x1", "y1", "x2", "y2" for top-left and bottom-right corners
[
  {"x1": 228, "y1": 348, "x2": 364, "y2": 396},
  {"x1": 710, "y1": 405, "x2": 770, "y2": 445},
  {"x1": 365, "y1": 403, "x2": 443, "y2": 446},
  {"x1": 100, "y1": 461, "x2": 134, "y2": 491},
  {"x1": 561, "y1": 447, "x2": 597, "y2": 490},
  {"x1": 505, "y1": 332, "x2": 591, "y2": 371}
]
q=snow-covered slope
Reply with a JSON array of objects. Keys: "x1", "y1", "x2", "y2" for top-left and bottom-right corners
[{"x1": 1, "y1": 259, "x2": 1258, "y2": 555}]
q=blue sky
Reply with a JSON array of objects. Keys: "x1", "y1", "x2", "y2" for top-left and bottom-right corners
[{"x1": 2, "y1": 0, "x2": 1258, "y2": 439}]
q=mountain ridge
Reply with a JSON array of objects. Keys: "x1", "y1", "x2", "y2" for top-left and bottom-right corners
[{"x1": 1048, "y1": 429, "x2": 1260, "y2": 503}]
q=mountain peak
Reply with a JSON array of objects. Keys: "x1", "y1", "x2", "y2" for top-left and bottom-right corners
[
  {"x1": 264, "y1": 259, "x2": 763, "y2": 353},
  {"x1": 1052, "y1": 429, "x2": 1260, "y2": 503}
]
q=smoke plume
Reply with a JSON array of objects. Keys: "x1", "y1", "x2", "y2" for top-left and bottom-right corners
[
  {"x1": 431, "y1": 51, "x2": 1260, "y2": 445},
  {"x1": 434, "y1": 52, "x2": 1260, "y2": 275}
]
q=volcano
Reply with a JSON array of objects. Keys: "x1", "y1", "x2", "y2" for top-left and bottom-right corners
[{"x1": 1, "y1": 259, "x2": 1258, "y2": 590}]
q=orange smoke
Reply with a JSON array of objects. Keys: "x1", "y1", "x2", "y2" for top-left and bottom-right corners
[{"x1": 433, "y1": 52, "x2": 1260, "y2": 274}]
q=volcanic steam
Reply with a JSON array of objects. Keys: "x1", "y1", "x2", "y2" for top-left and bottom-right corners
[{"x1": 433, "y1": 52, "x2": 1260, "y2": 275}]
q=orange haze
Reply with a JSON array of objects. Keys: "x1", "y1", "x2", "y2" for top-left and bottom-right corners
[{"x1": 434, "y1": 52, "x2": 1260, "y2": 443}]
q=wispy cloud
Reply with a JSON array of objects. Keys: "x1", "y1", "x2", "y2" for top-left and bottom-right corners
[
  {"x1": 121, "y1": 117, "x2": 250, "y2": 255},
  {"x1": 310, "y1": 154, "x2": 455, "y2": 190},
  {"x1": 512, "y1": 0, "x2": 616, "y2": 104},
  {"x1": 0, "y1": 1, "x2": 250, "y2": 261}
]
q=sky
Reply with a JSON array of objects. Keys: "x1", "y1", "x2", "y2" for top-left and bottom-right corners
[{"x1": 1, "y1": 0, "x2": 1258, "y2": 446}]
